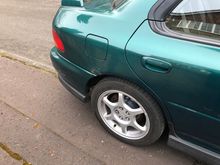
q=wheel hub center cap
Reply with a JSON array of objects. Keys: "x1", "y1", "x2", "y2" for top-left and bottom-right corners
[{"x1": 114, "y1": 107, "x2": 130, "y2": 121}]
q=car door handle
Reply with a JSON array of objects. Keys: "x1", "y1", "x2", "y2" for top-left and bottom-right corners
[{"x1": 142, "y1": 57, "x2": 172, "y2": 73}]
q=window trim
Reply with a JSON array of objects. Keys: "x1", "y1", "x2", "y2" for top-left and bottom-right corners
[
  {"x1": 148, "y1": 0, "x2": 182, "y2": 21},
  {"x1": 149, "y1": 21, "x2": 220, "y2": 47},
  {"x1": 148, "y1": 0, "x2": 220, "y2": 47}
]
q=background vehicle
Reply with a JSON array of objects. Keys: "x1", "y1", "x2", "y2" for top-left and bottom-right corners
[{"x1": 51, "y1": 0, "x2": 220, "y2": 164}]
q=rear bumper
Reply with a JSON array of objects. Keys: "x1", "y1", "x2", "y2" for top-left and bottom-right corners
[
  {"x1": 58, "y1": 75, "x2": 89, "y2": 102},
  {"x1": 50, "y1": 47, "x2": 95, "y2": 101}
]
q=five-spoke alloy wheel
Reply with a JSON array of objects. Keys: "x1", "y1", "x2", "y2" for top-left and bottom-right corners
[{"x1": 91, "y1": 78, "x2": 165, "y2": 146}]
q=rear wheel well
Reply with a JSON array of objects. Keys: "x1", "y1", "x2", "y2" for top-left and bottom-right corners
[
  {"x1": 88, "y1": 75, "x2": 162, "y2": 108},
  {"x1": 87, "y1": 75, "x2": 108, "y2": 90}
]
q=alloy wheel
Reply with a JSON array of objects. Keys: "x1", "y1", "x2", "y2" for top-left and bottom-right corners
[{"x1": 97, "y1": 90, "x2": 150, "y2": 140}]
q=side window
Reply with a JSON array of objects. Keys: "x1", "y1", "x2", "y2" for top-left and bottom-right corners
[{"x1": 166, "y1": 0, "x2": 220, "y2": 41}]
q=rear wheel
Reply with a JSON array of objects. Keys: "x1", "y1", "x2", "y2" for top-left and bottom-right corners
[{"x1": 91, "y1": 78, "x2": 165, "y2": 146}]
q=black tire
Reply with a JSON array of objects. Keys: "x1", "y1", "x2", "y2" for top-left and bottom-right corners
[{"x1": 91, "y1": 77, "x2": 165, "y2": 146}]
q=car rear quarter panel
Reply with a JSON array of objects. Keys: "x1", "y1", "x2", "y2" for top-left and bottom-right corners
[{"x1": 52, "y1": 0, "x2": 157, "y2": 76}]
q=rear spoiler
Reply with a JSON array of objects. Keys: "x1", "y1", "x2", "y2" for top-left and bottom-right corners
[{"x1": 61, "y1": 0, "x2": 83, "y2": 7}]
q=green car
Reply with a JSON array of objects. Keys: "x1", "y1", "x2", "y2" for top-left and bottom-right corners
[{"x1": 50, "y1": 0, "x2": 220, "y2": 164}]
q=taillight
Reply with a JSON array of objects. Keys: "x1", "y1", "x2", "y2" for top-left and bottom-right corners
[{"x1": 52, "y1": 29, "x2": 65, "y2": 52}]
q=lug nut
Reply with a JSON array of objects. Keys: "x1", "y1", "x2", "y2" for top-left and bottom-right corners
[{"x1": 119, "y1": 107, "x2": 123, "y2": 110}]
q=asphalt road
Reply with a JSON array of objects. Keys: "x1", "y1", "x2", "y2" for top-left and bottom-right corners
[
  {"x1": 0, "y1": 56, "x2": 199, "y2": 165},
  {"x1": 0, "y1": 0, "x2": 205, "y2": 165},
  {"x1": 0, "y1": 0, "x2": 60, "y2": 65}
]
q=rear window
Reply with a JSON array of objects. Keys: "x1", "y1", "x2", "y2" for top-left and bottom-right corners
[{"x1": 83, "y1": 0, "x2": 126, "y2": 11}]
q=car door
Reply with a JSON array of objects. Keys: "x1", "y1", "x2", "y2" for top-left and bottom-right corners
[{"x1": 125, "y1": 0, "x2": 220, "y2": 153}]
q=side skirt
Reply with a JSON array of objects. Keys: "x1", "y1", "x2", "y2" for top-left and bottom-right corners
[{"x1": 168, "y1": 135, "x2": 220, "y2": 165}]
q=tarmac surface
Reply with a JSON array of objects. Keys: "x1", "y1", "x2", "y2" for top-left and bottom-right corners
[
  {"x1": 0, "y1": 0, "x2": 206, "y2": 164},
  {"x1": 0, "y1": 53, "x2": 205, "y2": 165},
  {"x1": 0, "y1": 0, "x2": 59, "y2": 65}
]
